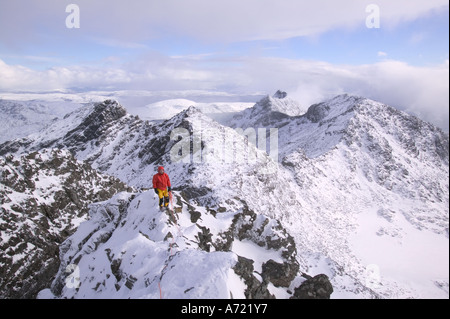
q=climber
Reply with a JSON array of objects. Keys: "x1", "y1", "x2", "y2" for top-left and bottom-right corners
[{"x1": 153, "y1": 166, "x2": 172, "y2": 210}]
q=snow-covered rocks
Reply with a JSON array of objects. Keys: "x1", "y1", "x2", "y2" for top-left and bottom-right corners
[
  {"x1": 226, "y1": 90, "x2": 306, "y2": 129},
  {"x1": 0, "y1": 99, "x2": 82, "y2": 144},
  {"x1": 39, "y1": 190, "x2": 308, "y2": 299},
  {"x1": 0, "y1": 148, "x2": 131, "y2": 298},
  {"x1": 1, "y1": 90, "x2": 448, "y2": 299}
]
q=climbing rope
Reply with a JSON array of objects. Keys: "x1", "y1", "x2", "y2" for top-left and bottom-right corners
[{"x1": 158, "y1": 191, "x2": 182, "y2": 299}]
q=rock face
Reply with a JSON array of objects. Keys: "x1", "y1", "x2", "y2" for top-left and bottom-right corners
[
  {"x1": 38, "y1": 191, "x2": 307, "y2": 299},
  {"x1": 227, "y1": 90, "x2": 306, "y2": 128},
  {"x1": 291, "y1": 274, "x2": 334, "y2": 299},
  {"x1": 233, "y1": 256, "x2": 275, "y2": 299},
  {"x1": 1, "y1": 92, "x2": 448, "y2": 299},
  {"x1": 273, "y1": 90, "x2": 288, "y2": 99},
  {"x1": 230, "y1": 206, "x2": 299, "y2": 289},
  {"x1": 0, "y1": 149, "x2": 131, "y2": 298}
]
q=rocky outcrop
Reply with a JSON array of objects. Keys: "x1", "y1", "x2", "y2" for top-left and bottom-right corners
[
  {"x1": 2, "y1": 92, "x2": 446, "y2": 299},
  {"x1": 233, "y1": 256, "x2": 274, "y2": 299},
  {"x1": 0, "y1": 149, "x2": 132, "y2": 298},
  {"x1": 227, "y1": 90, "x2": 305, "y2": 128},
  {"x1": 175, "y1": 195, "x2": 303, "y2": 298},
  {"x1": 273, "y1": 90, "x2": 288, "y2": 99},
  {"x1": 40, "y1": 189, "x2": 322, "y2": 299},
  {"x1": 291, "y1": 274, "x2": 334, "y2": 299},
  {"x1": 229, "y1": 205, "x2": 299, "y2": 289}
]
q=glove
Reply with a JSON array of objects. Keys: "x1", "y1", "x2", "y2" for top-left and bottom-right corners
[
  {"x1": 168, "y1": 187, "x2": 172, "y2": 192},
  {"x1": 154, "y1": 188, "x2": 159, "y2": 195}
]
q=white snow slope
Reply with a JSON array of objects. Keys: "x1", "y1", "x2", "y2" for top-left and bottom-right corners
[
  {"x1": 0, "y1": 148, "x2": 130, "y2": 298},
  {"x1": 0, "y1": 99, "x2": 83, "y2": 144},
  {"x1": 38, "y1": 190, "x2": 302, "y2": 299},
  {"x1": 1, "y1": 92, "x2": 448, "y2": 299}
]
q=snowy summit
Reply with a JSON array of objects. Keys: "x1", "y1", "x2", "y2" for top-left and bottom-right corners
[{"x1": 0, "y1": 91, "x2": 448, "y2": 299}]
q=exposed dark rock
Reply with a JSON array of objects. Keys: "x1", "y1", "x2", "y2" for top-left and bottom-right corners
[
  {"x1": 0, "y1": 149, "x2": 131, "y2": 299},
  {"x1": 196, "y1": 225, "x2": 213, "y2": 252},
  {"x1": 211, "y1": 201, "x2": 300, "y2": 297},
  {"x1": 305, "y1": 102, "x2": 332, "y2": 123},
  {"x1": 262, "y1": 259, "x2": 299, "y2": 288},
  {"x1": 233, "y1": 256, "x2": 275, "y2": 299},
  {"x1": 189, "y1": 210, "x2": 201, "y2": 223},
  {"x1": 290, "y1": 274, "x2": 334, "y2": 299},
  {"x1": 273, "y1": 90, "x2": 288, "y2": 99}
]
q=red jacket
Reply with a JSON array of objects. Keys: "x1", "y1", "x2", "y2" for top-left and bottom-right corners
[{"x1": 153, "y1": 172, "x2": 171, "y2": 190}]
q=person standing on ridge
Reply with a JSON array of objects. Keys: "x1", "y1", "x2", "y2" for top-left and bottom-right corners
[{"x1": 153, "y1": 166, "x2": 172, "y2": 210}]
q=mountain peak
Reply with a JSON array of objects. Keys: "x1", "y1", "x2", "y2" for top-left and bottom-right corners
[
  {"x1": 256, "y1": 91, "x2": 305, "y2": 117},
  {"x1": 1, "y1": 92, "x2": 448, "y2": 299},
  {"x1": 90, "y1": 99, "x2": 128, "y2": 121},
  {"x1": 185, "y1": 104, "x2": 203, "y2": 116},
  {"x1": 227, "y1": 91, "x2": 305, "y2": 129},
  {"x1": 304, "y1": 94, "x2": 365, "y2": 123},
  {"x1": 58, "y1": 100, "x2": 130, "y2": 149},
  {"x1": 164, "y1": 104, "x2": 208, "y2": 130},
  {"x1": 273, "y1": 90, "x2": 288, "y2": 99}
]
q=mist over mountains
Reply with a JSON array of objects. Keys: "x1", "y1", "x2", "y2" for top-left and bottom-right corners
[{"x1": 0, "y1": 91, "x2": 448, "y2": 299}]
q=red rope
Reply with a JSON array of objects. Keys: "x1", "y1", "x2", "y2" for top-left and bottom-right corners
[
  {"x1": 169, "y1": 191, "x2": 174, "y2": 211},
  {"x1": 159, "y1": 191, "x2": 181, "y2": 299}
]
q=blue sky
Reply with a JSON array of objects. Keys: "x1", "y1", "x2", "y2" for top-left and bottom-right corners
[
  {"x1": 278, "y1": 11, "x2": 449, "y2": 65},
  {"x1": 2, "y1": 1, "x2": 447, "y2": 68},
  {"x1": 0, "y1": 0, "x2": 448, "y2": 130}
]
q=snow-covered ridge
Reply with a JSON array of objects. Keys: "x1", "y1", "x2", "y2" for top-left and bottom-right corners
[
  {"x1": 141, "y1": 99, "x2": 255, "y2": 122},
  {"x1": 0, "y1": 99, "x2": 82, "y2": 144},
  {"x1": 259, "y1": 90, "x2": 306, "y2": 117},
  {"x1": 0, "y1": 90, "x2": 257, "y2": 144},
  {"x1": 0, "y1": 148, "x2": 131, "y2": 298},
  {"x1": 39, "y1": 191, "x2": 317, "y2": 299},
  {"x1": 0, "y1": 91, "x2": 448, "y2": 298},
  {"x1": 226, "y1": 90, "x2": 306, "y2": 129}
]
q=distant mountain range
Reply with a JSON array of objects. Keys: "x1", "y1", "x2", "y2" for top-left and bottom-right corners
[{"x1": 0, "y1": 91, "x2": 448, "y2": 298}]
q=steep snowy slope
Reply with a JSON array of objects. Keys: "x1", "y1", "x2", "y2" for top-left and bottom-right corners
[
  {"x1": 160, "y1": 93, "x2": 449, "y2": 298},
  {"x1": 0, "y1": 149, "x2": 131, "y2": 298},
  {"x1": 251, "y1": 94, "x2": 449, "y2": 298},
  {"x1": 38, "y1": 190, "x2": 312, "y2": 299},
  {"x1": 0, "y1": 100, "x2": 281, "y2": 191},
  {"x1": 0, "y1": 99, "x2": 82, "y2": 144},
  {"x1": 141, "y1": 99, "x2": 254, "y2": 122},
  {"x1": 1, "y1": 93, "x2": 448, "y2": 298},
  {"x1": 226, "y1": 90, "x2": 306, "y2": 129},
  {"x1": 0, "y1": 100, "x2": 127, "y2": 157},
  {"x1": 0, "y1": 99, "x2": 356, "y2": 298}
]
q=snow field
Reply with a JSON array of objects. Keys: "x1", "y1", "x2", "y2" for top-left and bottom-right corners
[{"x1": 39, "y1": 189, "x2": 309, "y2": 299}]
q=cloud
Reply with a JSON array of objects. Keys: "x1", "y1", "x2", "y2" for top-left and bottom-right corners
[
  {"x1": 1, "y1": 55, "x2": 448, "y2": 131},
  {"x1": 1, "y1": 0, "x2": 448, "y2": 46},
  {"x1": 0, "y1": 1, "x2": 448, "y2": 130},
  {"x1": 0, "y1": 59, "x2": 132, "y2": 91},
  {"x1": 237, "y1": 57, "x2": 449, "y2": 131}
]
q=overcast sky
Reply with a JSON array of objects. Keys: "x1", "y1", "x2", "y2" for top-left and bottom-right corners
[{"x1": 0, "y1": 0, "x2": 448, "y2": 130}]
